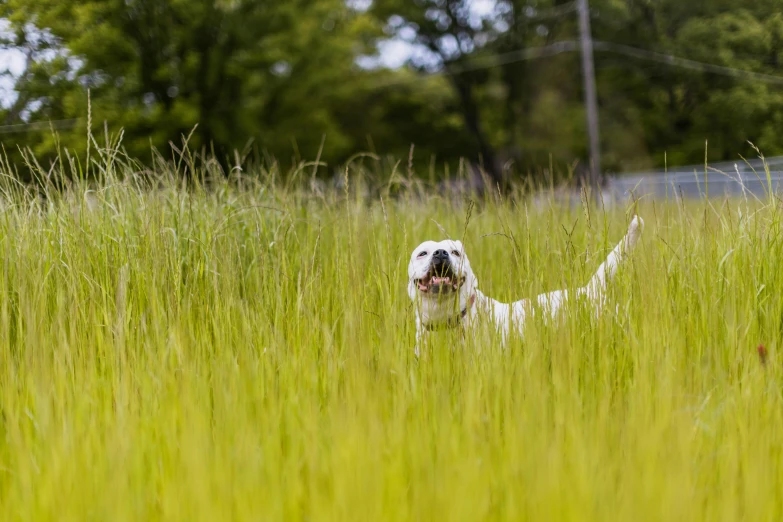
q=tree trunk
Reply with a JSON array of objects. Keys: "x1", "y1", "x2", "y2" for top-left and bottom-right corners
[{"x1": 451, "y1": 77, "x2": 504, "y2": 191}]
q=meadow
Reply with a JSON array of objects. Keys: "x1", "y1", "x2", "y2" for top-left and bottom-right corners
[{"x1": 0, "y1": 143, "x2": 781, "y2": 521}]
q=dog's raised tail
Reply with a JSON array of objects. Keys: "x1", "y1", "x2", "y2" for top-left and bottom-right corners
[{"x1": 584, "y1": 216, "x2": 644, "y2": 302}]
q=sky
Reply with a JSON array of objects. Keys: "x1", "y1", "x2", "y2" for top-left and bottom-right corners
[
  {"x1": 0, "y1": 0, "x2": 498, "y2": 109},
  {"x1": 0, "y1": 18, "x2": 25, "y2": 108},
  {"x1": 363, "y1": 0, "x2": 496, "y2": 68}
]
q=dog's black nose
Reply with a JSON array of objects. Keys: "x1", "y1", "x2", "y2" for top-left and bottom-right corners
[{"x1": 432, "y1": 249, "x2": 449, "y2": 262}]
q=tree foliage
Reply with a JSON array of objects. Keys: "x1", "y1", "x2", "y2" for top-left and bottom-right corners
[{"x1": 3, "y1": 0, "x2": 783, "y2": 180}]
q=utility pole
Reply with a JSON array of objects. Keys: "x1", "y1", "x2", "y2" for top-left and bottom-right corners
[{"x1": 577, "y1": 0, "x2": 601, "y2": 196}]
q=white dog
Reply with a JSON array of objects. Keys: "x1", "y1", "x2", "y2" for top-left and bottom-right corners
[{"x1": 408, "y1": 216, "x2": 644, "y2": 355}]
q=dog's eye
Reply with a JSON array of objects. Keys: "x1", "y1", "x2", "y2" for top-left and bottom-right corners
[
  {"x1": 417, "y1": 251, "x2": 427, "y2": 258},
  {"x1": 451, "y1": 250, "x2": 461, "y2": 257}
]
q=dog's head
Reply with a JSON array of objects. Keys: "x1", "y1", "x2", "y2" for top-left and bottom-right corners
[{"x1": 407, "y1": 239, "x2": 477, "y2": 312}]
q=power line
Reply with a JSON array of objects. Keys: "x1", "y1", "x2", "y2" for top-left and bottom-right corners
[
  {"x1": 369, "y1": 40, "x2": 783, "y2": 89},
  {"x1": 368, "y1": 41, "x2": 577, "y2": 89},
  {"x1": 446, "y1": 41, "x2": 577, "y2": 75},
  {"x1": 593, "y1": 41, "x2": 783, "y2": 85},
  {"x1": 523, "y1": 2, "x2": 578, "y2": 20},
  {"x1": 0, "y1": 118, "x2": 81, "y2": 135}
]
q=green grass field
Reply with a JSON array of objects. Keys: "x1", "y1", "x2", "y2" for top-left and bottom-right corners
[{"x1": 0, "y1": 147, "x2": 782, "y2": 521}]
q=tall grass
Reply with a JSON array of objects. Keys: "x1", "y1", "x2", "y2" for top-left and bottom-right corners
[{"x1": 0, "y1": 141, "x2": 782, "y2": 521}]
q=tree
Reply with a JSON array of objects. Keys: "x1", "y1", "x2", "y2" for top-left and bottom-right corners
[
  {"x1": 370, "y1": 0, "x2": 509, "y2": 187},
  {"x1": 592, "y1": 0, "x2": 783, "y2": 168},
  {"x1": 6, "y1": 0, "x2": 783, "y2": 184},
  {"x1": 0, "y1": 0, "x2": 382, "y2": 172}
]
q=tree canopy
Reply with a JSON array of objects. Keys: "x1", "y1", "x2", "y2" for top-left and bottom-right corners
[{"x1": 2, "y1": 0, "x2": 783, "y2": 181}]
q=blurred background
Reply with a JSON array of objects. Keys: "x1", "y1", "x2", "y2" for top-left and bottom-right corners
[{"x1": 2, "y1": 0, "x2": 783, "y2": 185}]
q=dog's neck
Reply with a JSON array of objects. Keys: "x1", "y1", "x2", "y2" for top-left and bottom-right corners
[{"x1": 421, "y1": 292, "x2": 477, "y2": 331}]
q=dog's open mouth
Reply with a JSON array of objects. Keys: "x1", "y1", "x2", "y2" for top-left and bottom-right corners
[{"x1": 415, "y1": 267, "x2": 464, "y2": 294}]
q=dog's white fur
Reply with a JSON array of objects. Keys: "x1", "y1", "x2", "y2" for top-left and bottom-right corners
[{"x1": 408, "y1": 216, "x2": 644, "y2": 355}]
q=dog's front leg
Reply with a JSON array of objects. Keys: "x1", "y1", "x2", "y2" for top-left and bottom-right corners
[{"x1": 414, "y1": 313, "x2": 425, "y2": 358}]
